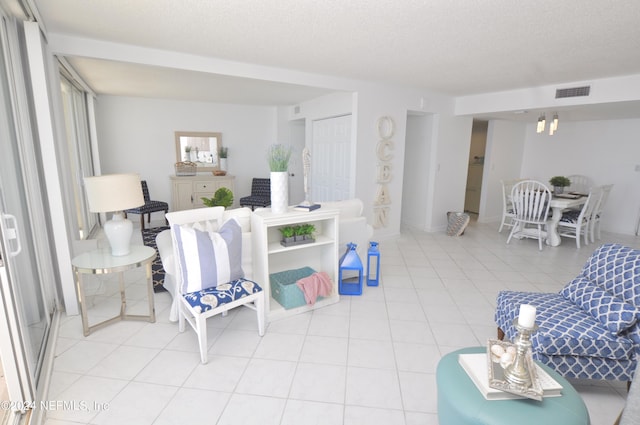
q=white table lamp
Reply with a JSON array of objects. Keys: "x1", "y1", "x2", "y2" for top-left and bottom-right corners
[{"x1": 84, "y1": 174, "x2": 144, "y2": 256}]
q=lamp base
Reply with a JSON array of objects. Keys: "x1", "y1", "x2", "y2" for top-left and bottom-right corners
[{"x1": 104, "y1": 212, "x2": 133, "y2": 256}]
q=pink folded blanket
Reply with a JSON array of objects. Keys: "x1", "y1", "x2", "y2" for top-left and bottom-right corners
[{"x1": 296, "y1": 272, "x2": 333, "y2": 305}]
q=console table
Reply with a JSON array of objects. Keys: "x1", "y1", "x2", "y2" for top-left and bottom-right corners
[
  {"x1": 72, "y1": 245, "x2": 156, "y2": 336},
  {"x1": 170, "y1": 174, "x2": 235, "y2": 211}
]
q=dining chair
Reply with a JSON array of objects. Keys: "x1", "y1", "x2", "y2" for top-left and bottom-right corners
[
  {"x1": 566, "y1": 174, "x2": 592, "y2": 194},
  {"x1": 498, "y1": 179, "x2": 521, "y2": 233},
  {"x1": 124, "y1": 180, "x2": 169, "y2": 230},
  {"x1": 557, "y1": 186, "x2": 601, "y2": 249},
  {"x1": 506, "y1": 180, "x2": 552, "y2": 250},
  {"x1": 590, "y1": 184, "x2": 613, "y2": 243}
]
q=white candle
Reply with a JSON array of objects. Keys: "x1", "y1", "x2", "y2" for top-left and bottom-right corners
[{"x1": 518, "y1": 304, "x2": 536, "y2": 328}]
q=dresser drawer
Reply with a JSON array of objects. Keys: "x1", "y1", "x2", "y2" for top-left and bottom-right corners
[{"x1": 194, "y1": 181, "x2": 215, "y2": 192}]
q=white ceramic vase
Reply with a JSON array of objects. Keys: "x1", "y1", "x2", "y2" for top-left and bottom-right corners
[
  {"x1": 270, "y1": 171, "x2": 288, "y2": 214},
  {"x1": 219, "y1": 158, "x2": 228, "y2": 172}
]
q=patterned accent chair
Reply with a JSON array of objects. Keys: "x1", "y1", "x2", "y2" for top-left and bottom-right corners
[
  {"x1": 239, "y1": 178, "x2": 271, "y2": 210},
  {"x1": 124, "y1": 180, "x2": 168, "y2": 230},
  {"x1": 495, "y1": 244, "x2": 640, "y2": 382}
]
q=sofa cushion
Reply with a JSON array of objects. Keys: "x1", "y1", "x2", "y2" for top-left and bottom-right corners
[
  {"x1": 496, "y1": 291, "x2": 635, "y2": 361},
  {"x1": 174, "y1": 218, "x2": 244, "y2": 293},
  {"x1": 561, "y1": 276, "x2": 640, "y2": 335}
]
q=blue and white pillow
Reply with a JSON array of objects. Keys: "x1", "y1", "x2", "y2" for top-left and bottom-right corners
[
  {"x1": 174, "y1": 217, "x2": 244, "y2": 294},
  {"x1": 560, "y1": 276, "x2": 640, "y2": 335}
]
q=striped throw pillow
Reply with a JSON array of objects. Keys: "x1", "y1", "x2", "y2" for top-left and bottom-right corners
[{"x1": 174, "y1": 217, "x2": 244, "y2": 294}]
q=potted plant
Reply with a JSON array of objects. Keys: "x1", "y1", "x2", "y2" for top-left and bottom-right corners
[
  {"x1": 201, "y1": 187, "x2": 234, "y2": 209},
  {"x1": 549, "y1": 176, "x2": 571, "y2": 194},
  {"x1": 279, "y1": 223, "x2": 316, "y2": 246},
  {"x1": 299, "y1": 223, "x2": 316, "y2": 241},
  {"x1": 279, "y1": 225, "x2": 296, "y2": 246},
  {"x1": 268, "y1": 144, "x2": 292, "y2": 172},
  {"x1": 268, "y1": 144, "x2": 293, "y2": 214},
  {"x1": 218, "y1": 147, "x2": 228, "y2": 172}
]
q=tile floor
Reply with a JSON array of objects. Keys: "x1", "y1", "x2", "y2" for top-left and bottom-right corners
[{"x1": 44, "y1": 218, "x2": 637, "y2": 425}]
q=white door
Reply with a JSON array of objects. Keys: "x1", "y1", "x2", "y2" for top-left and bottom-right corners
[{"x1": 311, "y1": 115, "x2": 353, "y2": 201}]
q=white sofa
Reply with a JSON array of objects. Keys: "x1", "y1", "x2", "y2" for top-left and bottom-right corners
[
  {"x1": 318, "y1": 198, "x2": 374, "y2": 272},
  {"x1": 156, "y1": 206, "x2": 254, "y2": 322}
]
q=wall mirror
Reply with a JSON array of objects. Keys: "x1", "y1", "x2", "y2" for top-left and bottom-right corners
[{"x1": 175, "y1": 131, "x2": 222, "y2": 172}]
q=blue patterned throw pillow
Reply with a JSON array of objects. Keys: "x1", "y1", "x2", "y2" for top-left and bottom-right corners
[
  {"x1": 174, "y1": 218, "x2": 244, "y2": 294},
  {"x1": 560, "y1": 276, "x2": 640, "y2": 335}
]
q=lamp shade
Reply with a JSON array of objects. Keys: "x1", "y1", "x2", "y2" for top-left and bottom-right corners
[{"x1": 84, "y1": 174, "x2": 144, "y2": 213}]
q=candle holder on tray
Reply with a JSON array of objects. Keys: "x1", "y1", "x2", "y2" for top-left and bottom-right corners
[{"x1": 487, "y1": 320, "x2": 543, "y2": 401}]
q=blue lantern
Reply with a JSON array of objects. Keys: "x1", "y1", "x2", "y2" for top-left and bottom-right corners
[
  {"x1": 367, "y1": 241, "x2": 380, "y2": 286},
  {"x1": 339, "y1": 243, "x2": 363, "y2": 295}
]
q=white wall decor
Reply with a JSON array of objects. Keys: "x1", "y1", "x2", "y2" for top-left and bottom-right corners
[{"x1": 373, "y1": 116, "x2": 395, "y2": 228}]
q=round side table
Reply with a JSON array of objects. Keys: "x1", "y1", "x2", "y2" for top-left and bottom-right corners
[{"x1": 72, "y1": 245, "x2": 156, "y2": 336}]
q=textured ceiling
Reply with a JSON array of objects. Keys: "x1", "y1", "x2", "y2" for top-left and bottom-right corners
[{"x1": 34, "y1": 0, "x2": 640, "y2": 111}]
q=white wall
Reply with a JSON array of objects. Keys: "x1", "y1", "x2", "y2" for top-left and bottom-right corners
[
  {"x1": 520, "y1": 118, "x2": 640, "y2": 235},
  {"x1": 478, "y1": 120, "x2": 526, "y2": 224},
  {"x1": 427, "y1": 113, "x2": 474, "y2": 232},
  {"x1": 95, "y1": 96, "x2": 277, "y2": 207},
  {"x1": 401, "y1": 114, "x2": 434, "y2": 230}
]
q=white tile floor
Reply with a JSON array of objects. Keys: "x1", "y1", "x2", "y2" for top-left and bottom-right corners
[{"x1": 45, "y1": 218, "x2": 637, "y2": 425}]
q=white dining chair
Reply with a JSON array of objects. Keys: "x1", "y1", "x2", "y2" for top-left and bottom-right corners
[
  {"x1": 590, "y1": 184, "x2": 613, "y2": 243},
  {"x1": 498, "y1": 179, "x2": 522, "y2": 233},
  {"x1": 507, "y1": 180, "x2": 552, "y2": 251},
  {"x1": 566, "y1": 175, "x2": 593, "y2": 194},
  {"x1": 557, "y1": 187, "x2": 601, "y2": 249}
]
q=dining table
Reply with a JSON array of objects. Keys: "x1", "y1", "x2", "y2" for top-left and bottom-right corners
[{"x1": 546, "y1": 194, "x2": 588, "y2": 246}]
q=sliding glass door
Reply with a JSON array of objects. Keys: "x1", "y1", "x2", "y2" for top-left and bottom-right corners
[{"x1": 0, "y1": 12, "x2": 57, "y2": 421}]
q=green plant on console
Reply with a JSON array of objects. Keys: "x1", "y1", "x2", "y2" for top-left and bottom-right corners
[
  {"x1": 201, "y1": 187, "x2": 234, "y2": 209},
  {"x1": 549, "y1": 176, "x2": 571, "y2": 187},
  {"x1": 267, "y1": 144, "x2": 292, "y2": 172},
  {"x1": 279, "y1": 225, "x2": 295, "y2": 239},
  {"x1": 298, "y1": 223, "x2": 316, "y2": 238},
  {"x1": 218, "y1": 147, "x2": 228, "y2": 158}
]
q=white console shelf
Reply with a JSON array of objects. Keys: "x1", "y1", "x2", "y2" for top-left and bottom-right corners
[{"x1": 251, "y1": 207, "x2": 340, "y2": 322}]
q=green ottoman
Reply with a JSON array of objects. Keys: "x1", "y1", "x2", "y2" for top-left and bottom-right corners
[{"x1": 437, "y1": 347, "x2": 590, "y2": 425}]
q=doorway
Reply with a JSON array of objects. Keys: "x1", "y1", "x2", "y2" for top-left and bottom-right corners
[{"x1": 464, "y1": 120, "x2": 488, "y2": 215}]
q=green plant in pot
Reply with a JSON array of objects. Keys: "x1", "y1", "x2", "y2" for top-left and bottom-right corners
[
  {"x1": 201, "y1": 187, "x2": 234, "y2": 209},
  {"x1": 298, "y1": 223, "x2": 316, "y2": 241},
  {"x1": 549, "y1": 176, "x2": 571, "y2": 194},
  {"x1": 279, "y1": 225, "x2": 295, "y2": 244},
  {"x1": 268, "y1": 144, "x2": 293, "y2": 214},
  {"x1": 218, "y1": 147, "x2": 228, "y2": 159},
  {"x1": 268, "y1": 144, "x2": 292, "y2": 172}
]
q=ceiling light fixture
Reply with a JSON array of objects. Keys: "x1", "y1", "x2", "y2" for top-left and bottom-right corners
[
  {"x1": 536, "y1": 114, "x2": 546, "y2": 133},
  {"x1": 549, "y1": 113, "x2": 559, "y2": 135}
]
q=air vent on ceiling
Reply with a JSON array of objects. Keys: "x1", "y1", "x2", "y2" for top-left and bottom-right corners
[{"x1": 555, "y1": 86, "x2": 591, "y2": 99}]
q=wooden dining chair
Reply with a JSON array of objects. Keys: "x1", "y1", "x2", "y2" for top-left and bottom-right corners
[
  {"x1": 557, "y1": 187, "x2": 601, "y2": 248},
  {"x1": 566, "y1": 174, "x2": 593, "y2": 194},
  {"x1": 590, "y1": 184, "x2": 613, "y2": 243},
  {"x1": 506, "y1": 180, "x2": 552, "y2": 250},
  {"x1": 498, "y1": 179, "x2": 520, "y2": 233}
]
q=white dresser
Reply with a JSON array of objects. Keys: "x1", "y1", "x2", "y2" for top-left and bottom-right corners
[{"x1": 170, "y1": 174, "x2": 235, "y2": 211}]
